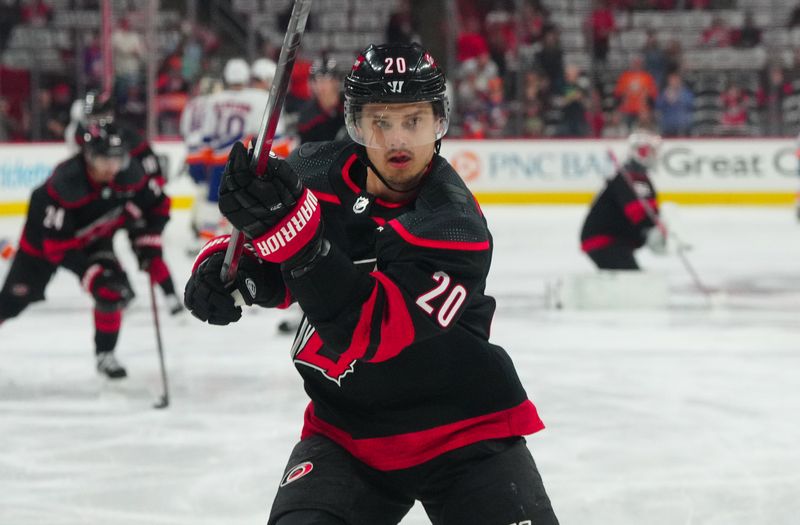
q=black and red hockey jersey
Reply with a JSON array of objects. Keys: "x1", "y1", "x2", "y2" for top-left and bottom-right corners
[
  {"x1": 263, "y1": 141, "x2": 544, "y2": 471},
  {"x1": 19, "y1": 153, "x2": 170, "y2": 276},
  {"x1": 580, "y1": 162, "x2": 659, "y2": 254}
]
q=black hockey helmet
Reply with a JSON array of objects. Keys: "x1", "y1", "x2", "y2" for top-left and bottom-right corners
[
  {"x1": 344, "y1": 43, "x2": 450, "y2": 148},
  {"x1": 83, "y1": 121, "x2": 127, "y2": 159}
]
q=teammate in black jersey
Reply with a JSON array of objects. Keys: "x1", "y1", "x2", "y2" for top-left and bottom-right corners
[
  {"x1": 581, "y1": 129, "x2": 667, "y2": 270},
  {"x1": 184, "y1": 43, "x2": 558, "y2": 525},
  {"x1": 0, "y1": 121, "x2": 171, "y2": 379},
  {"x1": 69, "y1": 91, "x2": 184, "y2": 314}
]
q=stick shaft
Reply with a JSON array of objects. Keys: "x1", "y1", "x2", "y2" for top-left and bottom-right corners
[
  {"x1": 149, "y1": 276, "x2": 169, "y2": 404},
  {"x1": 220, "y1": 0, "x2": 313, "y2": 283}
]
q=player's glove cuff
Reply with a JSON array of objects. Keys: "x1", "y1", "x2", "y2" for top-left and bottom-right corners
[{"x1": 252, "y1": 188, "x2": 322, "y2": 263}]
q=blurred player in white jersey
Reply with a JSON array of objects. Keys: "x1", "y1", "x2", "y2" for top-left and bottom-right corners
[{"x1": 180, "y1": 76, "x2": 219, "y2": 244}]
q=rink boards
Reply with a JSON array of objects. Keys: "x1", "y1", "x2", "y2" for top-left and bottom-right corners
[{"x1": 0, "y1": 138, "x2": 797, "y2": 215}]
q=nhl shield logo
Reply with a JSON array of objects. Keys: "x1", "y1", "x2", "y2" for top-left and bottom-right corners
[
  {"x1": 280, "y1": 461, "x2": 313, "y2": 487},
  {"x1": 352, "y1": 195, "x2": 370, "y2": 214}
]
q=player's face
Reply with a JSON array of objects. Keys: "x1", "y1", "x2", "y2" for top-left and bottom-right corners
[
  {"x1": 86, "y1": 154, "x2": 124, "y2": 183},
  {"x1": 361, "y1": 102, "x2": 437, "y2": 193}
]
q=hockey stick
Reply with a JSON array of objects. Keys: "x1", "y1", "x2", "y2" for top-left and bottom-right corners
[
  {"x1": 149, "y1": 275, "x2": 170, "y2": 409},
  {"x1": 220, "y1": 0, "x2": 313, "y2": 284},
  {"x1": 607, "y1": 149, "x2": 712, "y2": 298}
]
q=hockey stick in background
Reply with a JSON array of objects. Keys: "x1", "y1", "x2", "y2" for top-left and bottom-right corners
[
  {"x1": 149, "y1": 275, "x2": 170, "y2": 409},
  {"x1": 607, "y1": 149, "x2": 712, "y2": 298},
  {"x1": 220, "y1": 0, "x2": 313, "y2": 284}
]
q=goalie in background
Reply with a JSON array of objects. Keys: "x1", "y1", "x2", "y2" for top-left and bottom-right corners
[{"x1": 580, "y1": 129, "x2": 667, "y2": 270}]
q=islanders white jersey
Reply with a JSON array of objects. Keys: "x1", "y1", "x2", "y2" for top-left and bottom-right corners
[
  {"x1": 180, "y1": 93, "x2": 214, "y2": 153},
  {"x1": 206, "y1": 87, "x2": 284, "y2": 165}
]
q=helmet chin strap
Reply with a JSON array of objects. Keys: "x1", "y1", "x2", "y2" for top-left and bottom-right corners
[{"x1": 355, "y1": 142, "x2": 440, "y2": 194}]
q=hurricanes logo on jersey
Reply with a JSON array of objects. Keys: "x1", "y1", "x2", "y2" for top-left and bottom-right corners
[{"x1": 279, "y1": 461, "x2": 313, "y2": 487}]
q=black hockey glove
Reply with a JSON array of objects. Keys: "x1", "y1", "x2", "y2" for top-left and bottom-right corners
[
  {"x1": 131, "y1": 233, "x2": 163, "y2": 270},
  {"x1": 218, "y1": 142, "x2": 304, "y2": 240},
  {"x1": 82, "y1": 258, "x2": 134, "y2": 310},
  {"x1": 184, "y1": 235, "x2": 286, "y2": 326}
]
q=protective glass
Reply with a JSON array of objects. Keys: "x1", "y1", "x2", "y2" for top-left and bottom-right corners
[
  {"x1": 87, "y1": 152, "x2": 130, "y2": 175},
  {"x1": 345, "y1": 100, "x2": 449, "y2": 149}
]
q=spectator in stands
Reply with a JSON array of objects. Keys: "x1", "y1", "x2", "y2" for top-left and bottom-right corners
[
  {"x1": 757, "y1": 62, "x2": 792, "y2": 136},
  {"x1": 614, "y1": 55, "x2": 658, "y2": 130},
  {"x1": 586, "y1": 85, "x2": 606, "y2": 137},
  {"x1": 587, "y1": 0, "x2": 616, "y2": 64},
  {"x1": 20, "y1": 0, "x2": 51, "y2": 27},
  {"x1": 521, "y1": 69, "x2": 551, "y2": 137},
  {"x1": 83, "y1": 32, "x2": 103, "y2": 90},
  {"x1": 457, "y1": 16, "x2": 490, "y2": 63},
  {"x1": 519, "y1": 2, "x2": 552, "y2": 45},
  {"x1": 700, "y1": 16, "x2": 732, "y2": 48},
  {"x1": 41, "y1": 82, "x2": 72, "y2": 141},
  {"x1": 719, "y1": 83, "x2": 750, "y2": 135},
  {"x1": 486, "y1": 76, "x2": 510, "y2": 137},
  {"x1": 0, "y1": 97, "x2": 16, "y2": 141},
  {"x1": 558, "y1": 64, "x2": 589, "y2": 137},
  {"x1": 535, "y1": 27, "x2": 565, "y2": 94},
  {"x1": 789, "y1": 3, "x2": 800, "y2": 28},
  {"x1": 664, "y1": 38, "x2": 684, "y2": 76},
  {"x1": 385, "y1": 0, "x2": 418, "y2": 44},
  {"x1": 732, "y1": 11, "x2": 761, "y2": 49},
  {"x1": 296, "y1": 58, "x2": 345, "y2": 144},
  {"x1": 0, "y1": 0, "x2": 21, "y2": 52},
  {"x1": 655, "y1": 71, "x2": 693, "y2": 136},
  {"x1": 486, "y1": 9, "x2": 517, "y2": 78},
  {"x1": 112, "y1": 15, "x2": 145, "y2": 105},
  {"x1": 642, "y1": 29, "x2": 667, "y2": 89}
]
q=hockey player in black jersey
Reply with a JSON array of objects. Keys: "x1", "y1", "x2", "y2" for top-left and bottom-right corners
[
  {"x1": 184, "y1": 43, "x2": 558, "y2": 525},
  {"x1": 0, "y1": 121, "x2": 171, "y2": 379},
  {"x1": 69, "y1": 91, "x2": 184, "y2": 314},
  {"x1": 580, "y1": 129, "x2": 667, "y2": 270}
]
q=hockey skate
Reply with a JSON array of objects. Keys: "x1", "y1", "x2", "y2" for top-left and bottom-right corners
[{"x1": 96, "y1": 352, "x2": 127, "y2": 379}]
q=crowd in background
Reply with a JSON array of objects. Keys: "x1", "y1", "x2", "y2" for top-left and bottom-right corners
[{"x1": 3, "y1": 0, "x2": 800, "y2": 142}]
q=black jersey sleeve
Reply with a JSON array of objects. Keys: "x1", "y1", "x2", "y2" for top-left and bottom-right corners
[
  {"x1": 608, "y1": 169, "x2": 659, "y2": 234},
  {"x1": 122, "y1": 162, "x2": 171, "y2": 236},
  {"x1": 283, "y1": 159, "x2": 492, "y2": 364}
]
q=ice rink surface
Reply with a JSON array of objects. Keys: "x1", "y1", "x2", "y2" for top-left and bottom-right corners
[{"x1": 1, "y1": 204, "x2": 798, "y2": 525}]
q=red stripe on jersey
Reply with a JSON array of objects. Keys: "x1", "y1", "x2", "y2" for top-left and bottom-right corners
[
  {"x1": 19, "y1": 231, "x2": 44, "y2": 258},
  {"x1": 43, "y1": 237, "x2": 83, "y2": 264},
  {"x1": 276, "y1": 287, "x2": 293, "y2": 309},
  {"x1": 297, "y1": 113, "x2": 330, "y2": 133},
  {"x1": 313, "y1": 191, "x2": 342, "y2": 205},
  {"x1": 368, "y1": 271, "x2": 414, "y2": 363},
  {"x1": 581, "y1": 234, "x2": 614, "y2": 253},
  {"x1": 47, "y1": 180, "x2": 95, "y2": 208},
  {"x1": 129, "y1": 141, "x2": 148, "y2": 156},
  {"x1": 151, "y1": 197, "x2": 171, "y2": 216},
  {"x1": 624, "y1": 199, "x2": 657, "y2": 225},
  {"x1": 341, "y1": 154, "x2": 360, "y2": 194},
  {"x1": 388, "y1": 220, "x2": 490, "y2": 251},
  {"x1": 94, "y1": 309, "x2": 122, "y2": 332},
  {"x1": 300, "y1": 399, "x2": 545, "y2": 471},
  {"x1": 147, "y1": 257, "x2": 170, "y2": 284},
  {"x1": 371, "y1": 216, "x2": 387, "y2": 227}
]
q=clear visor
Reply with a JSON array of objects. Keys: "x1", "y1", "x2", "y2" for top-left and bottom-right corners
[
  {"x1": 87, "y1": 152, "x2": 130, "y2": 174},
  {"x1": 345, "y1": 100, "x2": 449, "y2": 150}
]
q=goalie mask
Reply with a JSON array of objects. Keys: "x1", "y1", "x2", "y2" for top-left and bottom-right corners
[
  {"x1": 344, "y1": 43, "x2": 450, "y2": 150},
  {"x1": 627, "y1": 129, "x2": 662, "y2": 169}
]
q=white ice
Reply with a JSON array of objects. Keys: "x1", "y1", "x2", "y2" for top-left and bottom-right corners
[{"x1": 1, "y1": 204, "x2": 799, "y2": 525}]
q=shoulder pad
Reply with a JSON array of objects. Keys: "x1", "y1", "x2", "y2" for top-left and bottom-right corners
[
  {"x1": 46, "y1": 155, "x2": 93, "y2": 208},
  {"x1": 121, "y1": 125, "x2": 149, "y2": 156},
  {"x1": 288, "y1": 140, "x2": 353, "y2": 194},
  {"x1": 394, "y1": 156, "x2": 489, "y2": 246},
  {"x1": 112, "y1": 159, "x2": 147, "y2": 191}
]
